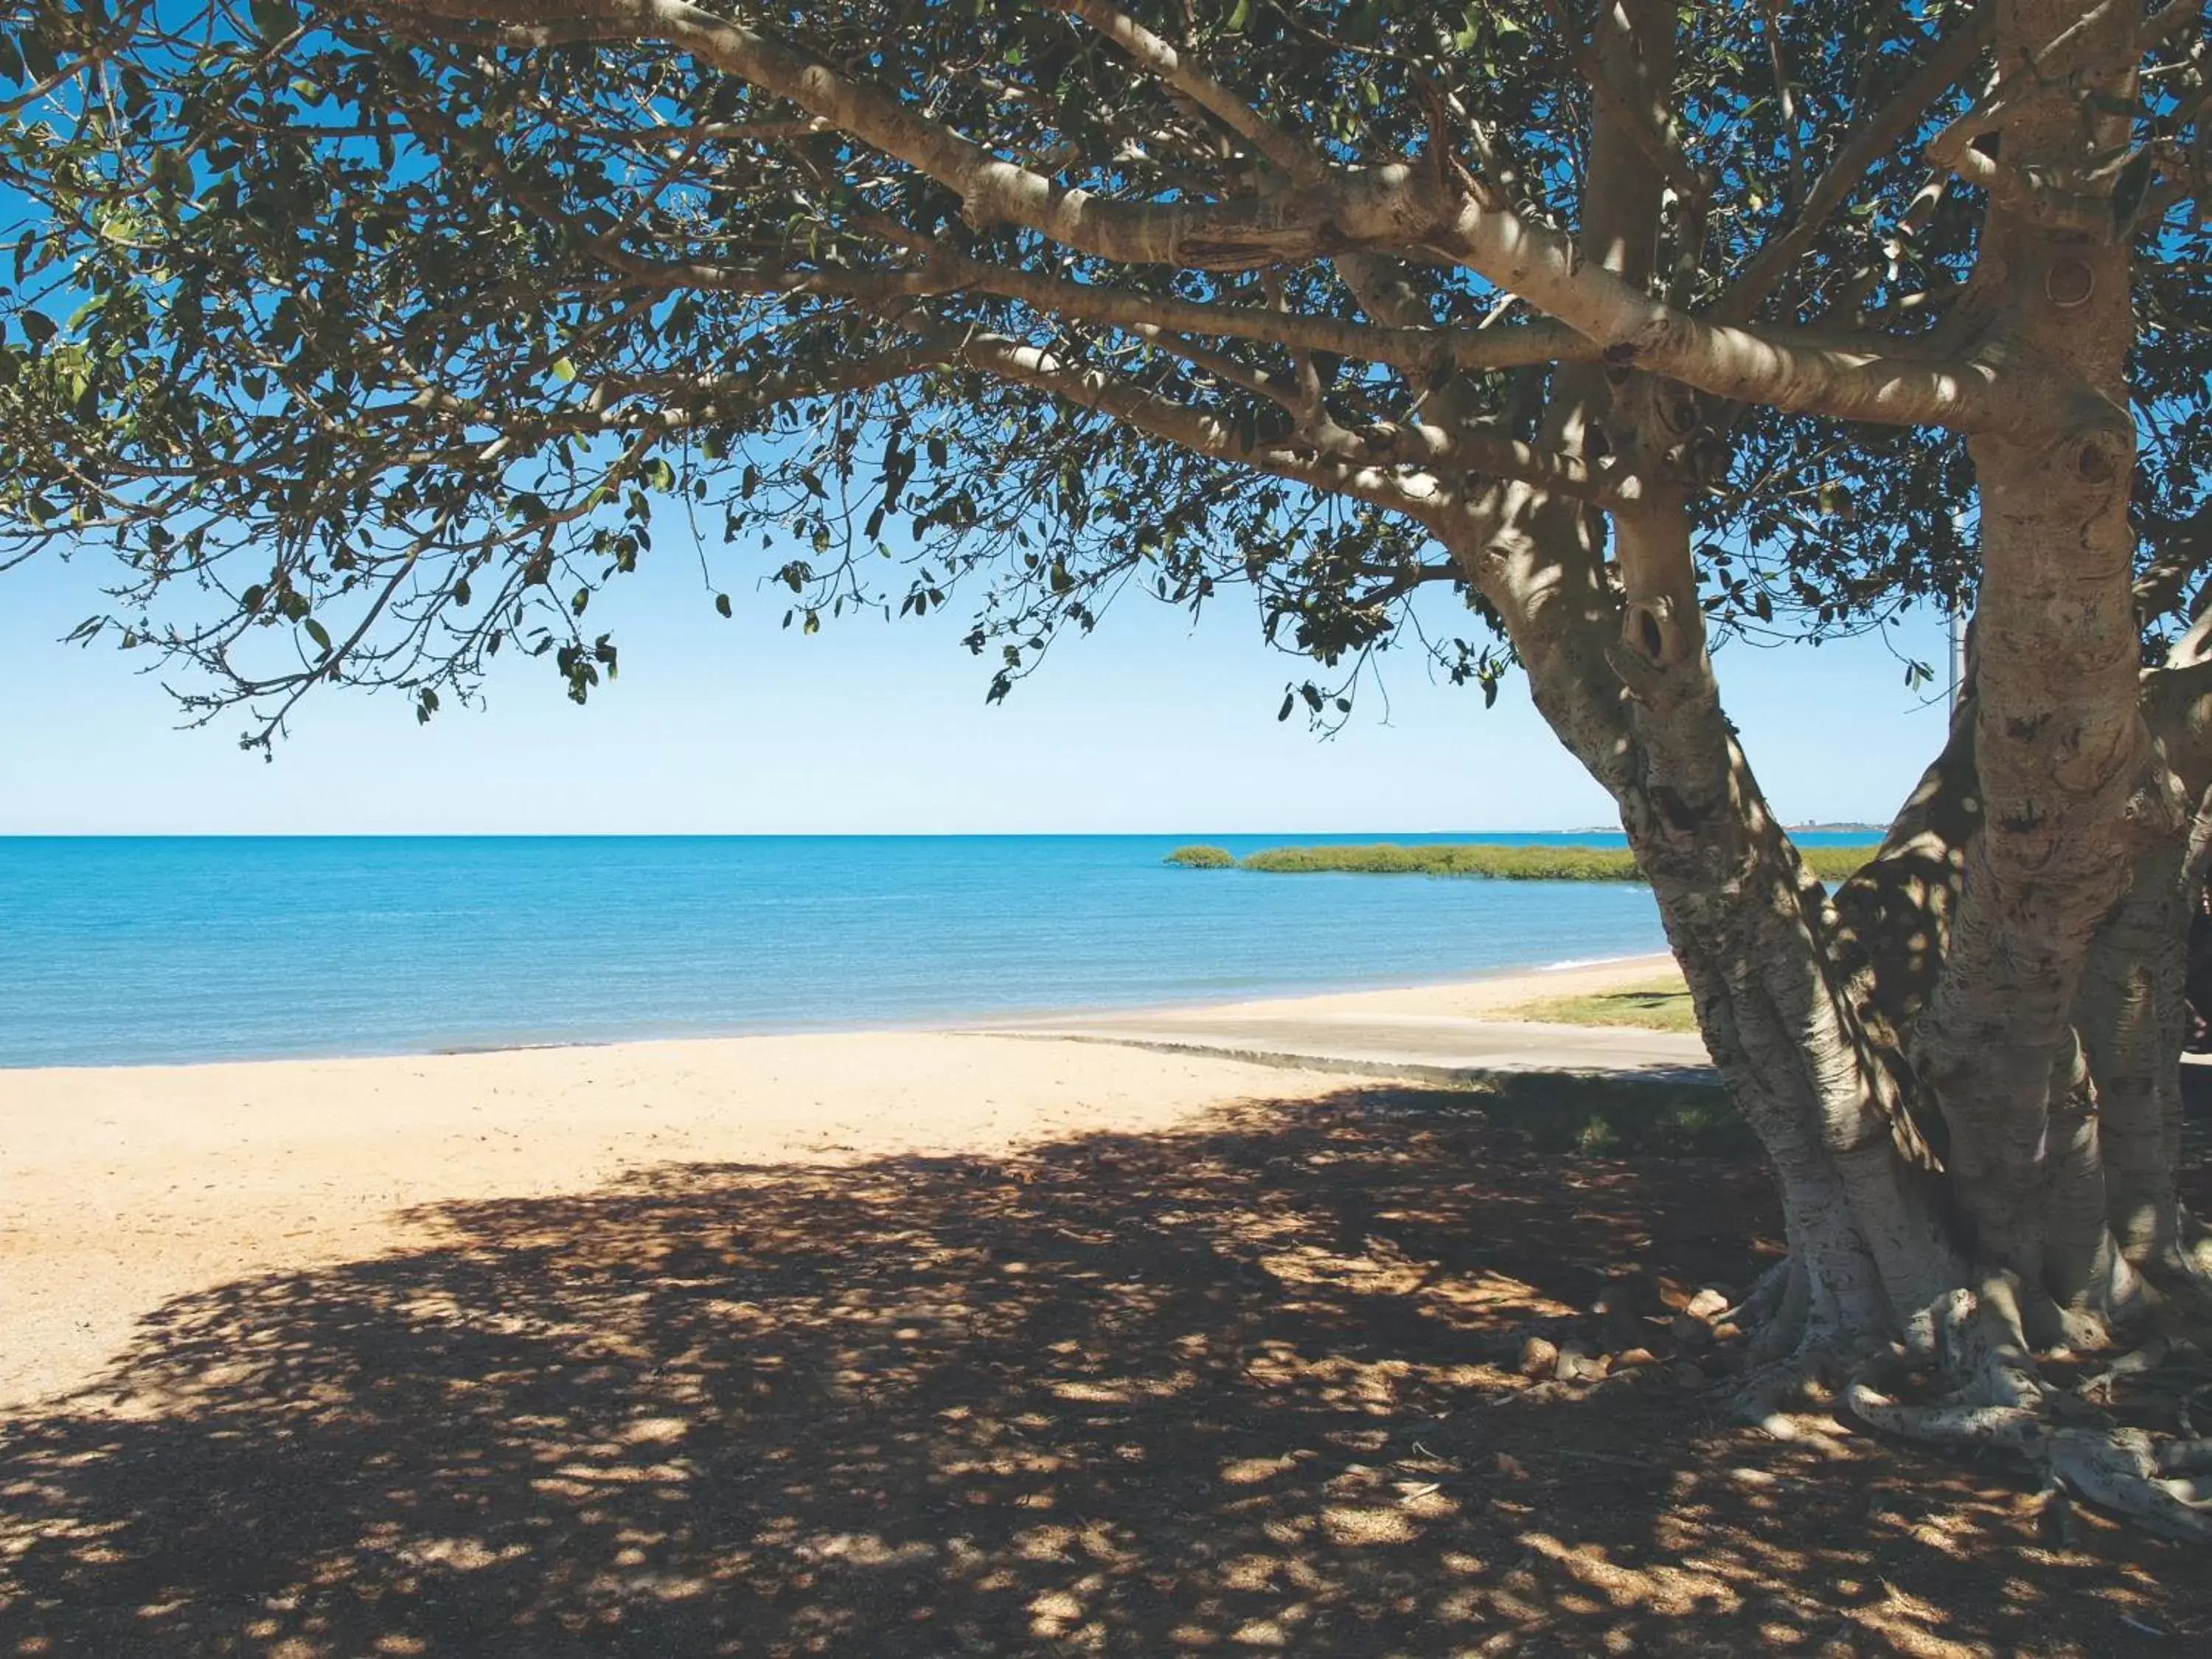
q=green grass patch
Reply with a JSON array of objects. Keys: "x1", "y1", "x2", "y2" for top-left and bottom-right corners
[
  {"x1": 1502, "y1": 975, "x2": 1699, "y2": 1033},
  {"x1": 1162, "y1": 844, "x2": 1237, "y2": 869},
  {"x1": 1467, "y1": 1072, "x2": 1752, "y2": 1158},
  {"x1": 1231, "y1": 841, "x2": 1877, "y2": 882}
]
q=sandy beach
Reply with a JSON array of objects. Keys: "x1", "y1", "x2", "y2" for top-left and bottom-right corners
[
  {"x1": 9, "y1": 950, "x2": 2199, "y2": 1655},
  {"x1": 0, "y1": 956, "x2": 1674, "y2": 1414}
]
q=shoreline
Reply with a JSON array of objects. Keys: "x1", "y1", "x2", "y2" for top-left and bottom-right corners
[
  {"x1": 0, "y1": 956, "x2": 1679, "y2": 1415},
  {"x1": 1, "y1": 950, "x2": 1680, "y2": 1077}
]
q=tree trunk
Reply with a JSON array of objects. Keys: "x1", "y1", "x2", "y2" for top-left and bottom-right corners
[{"x1": 1436, "y1": 0, "x2": 2212, "y2": 1542}]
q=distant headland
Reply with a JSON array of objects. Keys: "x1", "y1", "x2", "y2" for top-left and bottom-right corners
[
  {"x1": 1166, "y1": 842, "x2": 1878, "y2": 881},
  {"x1": 1568, "y1": 822, "x2": 1884, "y2": 835}
]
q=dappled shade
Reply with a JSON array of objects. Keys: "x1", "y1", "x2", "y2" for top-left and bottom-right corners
[{"x1": 2, "y1": 1085, "x2": 2205, "y2": 1655}]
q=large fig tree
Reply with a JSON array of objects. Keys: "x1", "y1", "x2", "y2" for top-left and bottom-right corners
[{"x1": 6, "y1": 0, "x2": 2212, "y2": 1535}]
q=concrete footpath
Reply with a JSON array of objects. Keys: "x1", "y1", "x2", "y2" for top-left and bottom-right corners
[{"x1": 975, "y1": 1005, "x2": 1717, "y2": 1088}]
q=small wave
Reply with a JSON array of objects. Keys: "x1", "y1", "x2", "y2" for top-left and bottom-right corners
[{"x1": 1535, "y1": 952, "x2": 1669, "y2": 973}]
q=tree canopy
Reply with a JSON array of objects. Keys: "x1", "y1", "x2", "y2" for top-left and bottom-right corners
[{"x1": 0, "y1": 0, "x2": 2200, "y2": 742}]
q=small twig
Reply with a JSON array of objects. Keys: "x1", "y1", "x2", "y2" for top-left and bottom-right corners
[
  {"x1": 1720, "y1": 7, "x2": 1992, "y2": 322},
  {"x1": 1762, "y1": 1, "x2": 1807, "y2": 214},
  {"x1": 1051, "y1": 0, "x2": 1327, "y2": 184}
]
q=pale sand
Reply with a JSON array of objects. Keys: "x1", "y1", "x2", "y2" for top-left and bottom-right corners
[
  {"x1": 0, "y1": 956, "x2": 1675, "y2": 1415},
  {"x1": 1116, "y1": 952, "x2": 1681, "y2": 1022}
]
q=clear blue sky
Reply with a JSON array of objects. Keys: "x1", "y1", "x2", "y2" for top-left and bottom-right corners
[{"x1": 1, "y1": 535, "x2": 1952, "y2": 835}]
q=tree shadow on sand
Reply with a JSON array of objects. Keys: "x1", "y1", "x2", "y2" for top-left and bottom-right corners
[{"x1": 2, "y1": 1081, "x2": 2206, "y2": 1657}]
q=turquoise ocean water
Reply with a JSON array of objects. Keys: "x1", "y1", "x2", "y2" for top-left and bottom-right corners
[{"x1": 0, "y1": 834, "x2": 1862, "y2": 1069}]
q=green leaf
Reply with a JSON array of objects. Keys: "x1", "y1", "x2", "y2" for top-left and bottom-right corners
[
  {"x1": 249, "y1": 0, "x2": 297, "y2": 41},
  {"x1": 303, "y1": 616, "x2": 332, "y2": 655},
  {"x1": 550, "y1": 355, "x2": 577, "y2": 382}
]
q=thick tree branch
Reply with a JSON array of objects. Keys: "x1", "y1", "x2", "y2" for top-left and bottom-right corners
[
  {"x1": 383, "y1": 0, "x2": 2010, "y2": 431},
  {"x1": 1422, "y1": 200, "x2": 2010, "y2": 430},
  {"x1": 580, "y1": 347, "x2": 956, "y2": 432},
  {"x1": 383, "y1": 0, "x2": 1428, "y2": 268},
  {"x1": 1925, "y1": 0, "x2": 2203, "y2": 178},
  {"x1": 931, "y1": 327, "x2": 1457, "y2": 526},
  {"x1": 1052, "y1": 0, "x2": 1327, "y2": 184},
  {"x1": 1938, "y1": 147, "x2": 2113, "y2": 237},
  {"x1": 1543, "y1": 0, "x2": 1708, "y2": 218},
  {"x1": 917, "y1": 251, "x2": 1593, "y2": 375},
  {"x1": 2139, "y1": 503, "x2": 2212, "y2": 624},
  {"x1": 1121, "y1": 326, "x2": 1307, "y2": 416}
]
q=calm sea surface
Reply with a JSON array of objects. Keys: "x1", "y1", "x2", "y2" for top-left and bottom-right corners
[{"x1": 0, "y1": 834, "x2": 1854, "y2": 1070}]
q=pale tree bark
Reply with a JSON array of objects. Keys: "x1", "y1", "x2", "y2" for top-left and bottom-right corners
[
  {"x1": 1446, "y1": 0, "x2": 2212, "y2": 1537},
  {"x1": 2084, "y1": 661, "x2": 2212, "y2": 1285},
  {"x1": 1907, "y1": 0, "x2": 2154, "y2": 1338},
  {"x1": 1452, "y1": 0, "x2": 1953, "y2": 1397}
]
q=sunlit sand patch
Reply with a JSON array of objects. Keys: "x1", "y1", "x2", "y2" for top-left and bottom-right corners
[
  {"x1": 1048, "y1": 1370, "x2": 1197, "y2": 1403},
  {"x1": 1844, "y1": 1594, "x2": 1987, "y2": 1659},
  {"x1": 1519, "y1": 1531, "x2": 1738, "y2": 1616},
  {"x1": 1321, "y1": 1504, "x2": 1418, "y2": 1545},
  {"x1": 1220, "y1": 1454, "x2": 1300, "y2": 1485},
  {"x1": 787, "y1": 1531, "x2": 935, "y2": 1568},
  {"x1": 388, "y1": 1536, "x2": 526, "y2": 1573}
]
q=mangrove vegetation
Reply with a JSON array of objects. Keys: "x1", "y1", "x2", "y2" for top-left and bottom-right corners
[{"x1": 1166, "y1": 844, "x2": 1879, "y2": 883}]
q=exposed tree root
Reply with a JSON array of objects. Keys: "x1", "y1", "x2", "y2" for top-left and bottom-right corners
[
  {"x1": 1727, "y1": 1339, "x2": 1865, "y2": 1441},
  {"x1": 2183, "y1": 1210, "x2": 2212, "y2": 1281},
  {"x1": 2047, "y1": 1428, "x2": 2212, "y2": 1543},
  {"x1": 1844, "y1": 1279, "x2": 2212, "y2": 1544},
  {"x1": 2017, "y1": 1283, "x2": 2115, "y2": 1357},
  {"x1": 2140, "y1": 1231, "x2": 2212, "y2": 1336},
  {"x1": 1724, "y1": 1256, "x2": 1797, "y2": 1349},
  {"x1": 1709, "y1": 1256, "x2": 1879, "y2": 1437}
]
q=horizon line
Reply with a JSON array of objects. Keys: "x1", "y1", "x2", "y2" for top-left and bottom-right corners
[{"x1": 0, "y1": 824, "x2": 1885, "y2": 839}]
